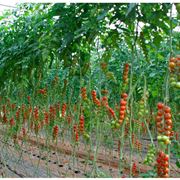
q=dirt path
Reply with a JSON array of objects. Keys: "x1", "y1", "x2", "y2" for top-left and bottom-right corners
[{"x1": 0, "y1": 127, "x2": 179, "y2": 177}]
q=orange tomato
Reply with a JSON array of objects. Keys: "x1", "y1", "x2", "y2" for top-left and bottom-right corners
[
  {"x1": 156, "y1": 116, "x2": 162, "y2": 122},
  {"x1": 165, "y1": 131, "x2": 171, "y2": 136},
  {"x1": 157, "y1": 110, "x2": 164, "y2": 116},
  {"x1": 169, "y1": 62, "x2": 175, "y2": 69},
  {"x1": 121, "y1": 93, "x2": 128, "y2": 100},
  {"x1": 165, "y1": 119, "x2": 172, "y2": 126},
  {"x1": 170, "y1": 57, "x2": 176, "y2": 63},
  {"x1": 164, "y1": 126, "x2": 172, "y2": 131},
  {"x1": 164, "y1": 113, "x2": 171, "y2": 120}
]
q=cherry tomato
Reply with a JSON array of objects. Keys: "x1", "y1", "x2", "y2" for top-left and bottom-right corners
[
  {"x1": 164, "y1": 139, "x2": 170, "y2": 145},
  {"x1": 164, "y1": 113, "x2": 171, "y2": 120},
  {"x1": 125, "y1": 63, "x2": 129, "y2": 68},
  {"x1": 157, "y1": 128, "x2": 163, "y2": 133},
  {"x1": 119, "y1": 114, "x2": 125, "y2": 120},
  {"x1": 164, "y1": 155, "x2": 169, "y2": 161},
  {"x1": 169, "y1": 62, "x2": 175, "y2": 69},
  {"x1": 165, "y1": 119, "x2": 172, "y2": 126},
  {"x1": 163, "y1": 161, "x2": 169, "y2": 167},
  {"x1": 156, "y1": 122, "x2": 163, "y2": 128},
  {"x1": 156, "y1": 116, "x2": 162, "y2": 122},
  {"x1": 158, "y1": 151, "x2": 164, "y2": 157},
  {"x1": 164, "y1": 106, "x2": 171, "y2": 113},
  {"x1": 165, "y1": 131, "x2": 171, "y2": 136},
  {"x1": 157, "y1": 158, "x2": 161, "y2": 163},
  {"x1": 164, "y1": 126, "x2": 172, "y2": 131},
  {"x1": 119, "y1": 110, "x2": 125, "y2": 116},
  {"x1": 119, "y1": 119, "x2": 123, "y2": 124},
  {"x1": 121, "y1": 93, "x2": 128, "y2": 100},
  {"x1": 157, "y1": 110, "x2": 163, "y2": 116},
  {"x1": 120, "y1": 106, "x2": 126, "y2": 111},
  {"x1": 120, "y1": 100, "x2": 127, "y2": 106},
  {"x1": 170, "y1": 57, "x2": 176, "y2": 63},
  {"x1": 157, "y1": 102, "x2": 164, "y2": 109}
]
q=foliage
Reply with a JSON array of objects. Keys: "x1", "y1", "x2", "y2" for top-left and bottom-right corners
[{"x1": 0, "y1": 3, "x2": 179, "y2": 102}]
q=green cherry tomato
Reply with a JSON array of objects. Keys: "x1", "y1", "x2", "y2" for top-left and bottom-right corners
[
  {"x1": 162, "y1": 135, "x2": 169, "y2": 141},
  {"x1": 115, "y1": 122, "x2": 120, "y2": 129},
  {"x1": 157, "y1": 135, "x2": 163, "y2": 141},
  {"x1": 170, "y1": 77, "x2": 176, "y2": 82},
  {"x1": 111, "y1": 121, "x2": 116, "y2": 125},
  {"x1": 171, "y1": 81, "x2": 176, "y2": 87},
  {"x1": 175, "y1": 82, "x2": 180, "y2": 89}
]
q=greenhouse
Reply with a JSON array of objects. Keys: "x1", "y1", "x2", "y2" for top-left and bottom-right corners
[{"x1": 0, "y1": 2, "x2": 179, "y2": 178}]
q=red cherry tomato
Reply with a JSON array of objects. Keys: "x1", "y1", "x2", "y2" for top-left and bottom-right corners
[
  {"x1": 156, "y1": 116, "x2": 162, "y2": 122},
  {"x1": 164, "y1": 106, "x2": 171, "y2": 113},
  {"x1": 120, "y1": 106, "x2": 126, "y2": 111},
  {"x1": 157, "y1": 102, "x2": 164, "y2": 109},
  {"x1": 157, "y1": 110, "x2": 164, "y2": 116},
  {"x1": 120, "y1": 100, "x2": 127, "y2": 106},
  {"x1": 121, "y1": 93, "x2": 128, "y2": 100}
]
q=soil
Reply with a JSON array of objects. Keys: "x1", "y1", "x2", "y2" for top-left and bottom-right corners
[{"x1": 0, "y1": 127, "x2": 179, "y2": 178}]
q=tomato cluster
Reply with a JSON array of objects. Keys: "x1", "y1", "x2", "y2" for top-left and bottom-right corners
[
  {"x1": 16, "y1": 108, "x2": 20, "y2": 121},
  {"x1": 134, "y1": 139, "x2": 142, "y2": 152},
  {"x1": 144, "y1": 144, "x2": 156, "y2": 165},
  {"x1": 53, "y1": 125, "x2": 59, "y2": 140},
  {"x1": 79, "y1": 115, "x2": 85, "y2": 133},
  {"x1": 169, "y1": 56, "x2": 180, "y2": 89},
  {"x1": 133, "y1": 119, "x2": 141, "y2": 132},
  {"x1": 44, "y1": 111, "x2": 49, "y2": 125},
  {"x1": 101, "y1": 96, "x2": 116, "y2": 119},
  {"x1": 123, "y1": 63, "x2": 129, "y2": 85},
  {"x1": 101, "y1": 96, "x2": 108, "y2": 107},
  {"x1": 101, "y1": 89, "x2": 108, "y2": 95},
  {"x1": 49, "y1": 105, "x2": 56, "y2": 120},
  {"x1": 3, "y1": 114, "x2": 8, "y2": 124},
  {"x1": 138, "y1": 99, "x2": 148, "y2": 118},
  {"x1": 73, "y1": 125, "x2": 79, "y2": 142},
  {"x1": 33, "y1": 107, "x2": 39, "y2": 121},
  {"x1": 10, "y1": 117, "x2": 15, "y2": 127},
  {"x1": 107, "y1": 106, "x2": 116, "y2": 119},
  {"x1": 38, "y1": 88, "x2": 47, "y2": 95},
  {"x1": 132, "y1": 162, "x2": 137, "y2": 176},
  {"x1": 61, "y1": 103, "x2": 67, "y2": 118},
  {"x1": 157, "y1": 135, "x2": 170, "y2": 146},
  {"x1": 156, "y1": 103, "x2": 173, "y2": 137},
  {"x1": 81, "y1": 87, "x2": 88, "y2": 101},
  {"x1": 156, "y1": 151, "x2": 169, "y2": 178},
  {"x1": 119, "y1": 93, "x2": 128, "y2": 124},
  {"x1": 22, "y1": 127, "x2": 26, "y2": 138},
  {"x1": 91, "y1": 90, "x2": 101, "y2": 107}
]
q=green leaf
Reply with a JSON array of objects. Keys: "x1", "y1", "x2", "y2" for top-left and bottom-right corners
[{"x1": 176, "y1": 160, "x2": 180, "y2": 168}]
